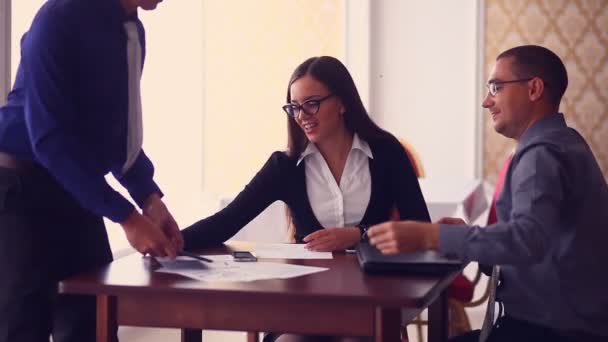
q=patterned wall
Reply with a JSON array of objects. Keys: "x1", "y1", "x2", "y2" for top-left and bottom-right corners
[{"x1": 483, "y1": 0, "x2": 608, "y2": 183}]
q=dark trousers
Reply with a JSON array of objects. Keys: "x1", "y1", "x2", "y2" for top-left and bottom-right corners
[
  {"x1": 449, "y1": 316, "x2": 603, "y2": 342},
  {"x1": 0, "y1": 166, "x2": 114, "y2": 342}
]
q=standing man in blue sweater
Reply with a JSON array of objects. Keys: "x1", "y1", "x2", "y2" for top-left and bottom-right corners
[{"x1": 0, "y1": 0, "x2": 183, "y2": 341}]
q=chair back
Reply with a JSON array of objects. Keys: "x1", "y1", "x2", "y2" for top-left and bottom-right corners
[{"x1": 399, "y1": 139, "x2": 425, "y2": 178}]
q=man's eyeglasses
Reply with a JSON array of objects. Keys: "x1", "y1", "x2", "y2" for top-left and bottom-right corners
[
  {"x1": 282, "y1": 94, "x2": 334, "y2": 118},
  {"x1": 486, "y1": 78, "x2": 533, "y2": 96}
]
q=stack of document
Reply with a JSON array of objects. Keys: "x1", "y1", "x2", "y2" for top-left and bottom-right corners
[{"x1": 156, "y1": 255, "x2": 328, "y2": 282}]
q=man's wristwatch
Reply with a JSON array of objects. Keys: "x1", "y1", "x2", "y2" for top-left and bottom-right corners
[{"x1": 357, "y1": 224, "x2": 370, "y2": 243}]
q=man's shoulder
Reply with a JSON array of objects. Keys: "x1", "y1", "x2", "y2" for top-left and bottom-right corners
[
  {"x1": 512, "y1": 127, "x2": 602, "y2": 190},
  {"x1": 518, "y1": 125, "x2": 588, "y2": 159},
  {"x1": 24, "y1": 0, "x2": 123, "y2": 56},
  {"x1": 31, "y1": 0, "x2": 109, "y2": 27},
  {"x1": 32, "y1": 0, "x2": 79, "y2": 19}
]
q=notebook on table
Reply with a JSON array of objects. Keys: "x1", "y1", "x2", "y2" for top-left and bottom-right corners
[{"x1": 356, "y1": 242, "x2": 463, "y2": 274}]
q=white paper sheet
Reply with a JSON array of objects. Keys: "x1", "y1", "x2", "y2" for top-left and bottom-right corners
[
  {"x1": 155, "y1": 255, "x2": 328, "y2": 282},
  {"x1": 252, "y1": 243, "x2": 333, "y2": 259}
]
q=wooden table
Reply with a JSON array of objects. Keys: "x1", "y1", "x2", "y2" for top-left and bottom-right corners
[{"x1": 58, "y1": 242, "x2": 459, "y2": 342}]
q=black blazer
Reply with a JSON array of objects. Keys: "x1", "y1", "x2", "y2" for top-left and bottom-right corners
[{"x1": 183, "y1": 134, "x2": 430, "y2": 249}]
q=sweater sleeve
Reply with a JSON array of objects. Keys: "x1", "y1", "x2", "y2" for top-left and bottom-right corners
[
  {"x1": 182, "y1": 152, "x2": 291, "y2": 250},
  {"x1": 23, "y1": 6, "x2": 134, "y2": 222},
  {"x1": 113, "y1": 150, "x2": 163, "y2": 208},
  {"x1": 439, "y1": 146, "x2": 564, "y2": 265}
]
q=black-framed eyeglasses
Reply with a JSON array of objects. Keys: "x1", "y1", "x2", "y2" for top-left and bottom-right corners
[
  {"x1": 282, "y1": 94, "x2": 334, "y2": 118},
  {"x1": 486, "y1": 78, "x2": 533, "y2": 96}
]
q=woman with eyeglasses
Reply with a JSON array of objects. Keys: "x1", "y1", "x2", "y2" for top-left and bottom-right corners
[
  {"x1": 183, "y1": 55, "x2": 429, "y2": 255},
  {"x1": 182, "y1": 55, "x2": 429, "y2": 341}
]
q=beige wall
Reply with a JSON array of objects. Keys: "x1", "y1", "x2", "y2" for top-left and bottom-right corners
[
  {"x1": 369, "y1": 0, "x2": 481, "y2": 180},
  {"x1": 483, "y1": 0, "x2": 608, "y2": 182},
  {"x1": 202, "y1": 0, "x2": 345, "y2": 197}
]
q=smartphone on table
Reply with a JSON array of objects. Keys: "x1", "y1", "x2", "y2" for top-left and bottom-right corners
[{"x1": 232, "y1": 251, "x2": 257, "y2": 262}]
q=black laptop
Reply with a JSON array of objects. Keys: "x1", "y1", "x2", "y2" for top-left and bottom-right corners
[{"x1": 356, "y1": 242, "x2": 463, "y2": 274}]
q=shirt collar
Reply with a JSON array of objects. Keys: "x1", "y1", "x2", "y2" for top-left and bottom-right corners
[
  {"x1": 296, "y1": 133, "x2": 373, "y2": 166},
  {"x1": 352, "y1": 133, "x2": 374, "y2": 160},
  {"x1": 296, "y1": 142, "x2": 319, "y2": 166},
  {"x1": 517, "y1": 113, "x2": 566, "y2": 150}
]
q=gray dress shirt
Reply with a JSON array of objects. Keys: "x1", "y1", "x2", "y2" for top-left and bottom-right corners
[{"x1": 439, "y1": 113, "x2": 608, "y2": 337}]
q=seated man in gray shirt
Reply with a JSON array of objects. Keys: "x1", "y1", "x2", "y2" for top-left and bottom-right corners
[{"x1": 367, "y1": 45, "x2": 608, "y2": 342}]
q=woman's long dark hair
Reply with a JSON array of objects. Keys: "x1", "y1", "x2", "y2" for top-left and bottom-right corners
[{"x1": 285, "y1": 56, "x2": 390, "y2": 158}]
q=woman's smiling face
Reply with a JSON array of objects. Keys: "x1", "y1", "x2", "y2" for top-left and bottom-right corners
[{"x1": 289, "y1": 75, "x2": 345, "y2": 144}]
